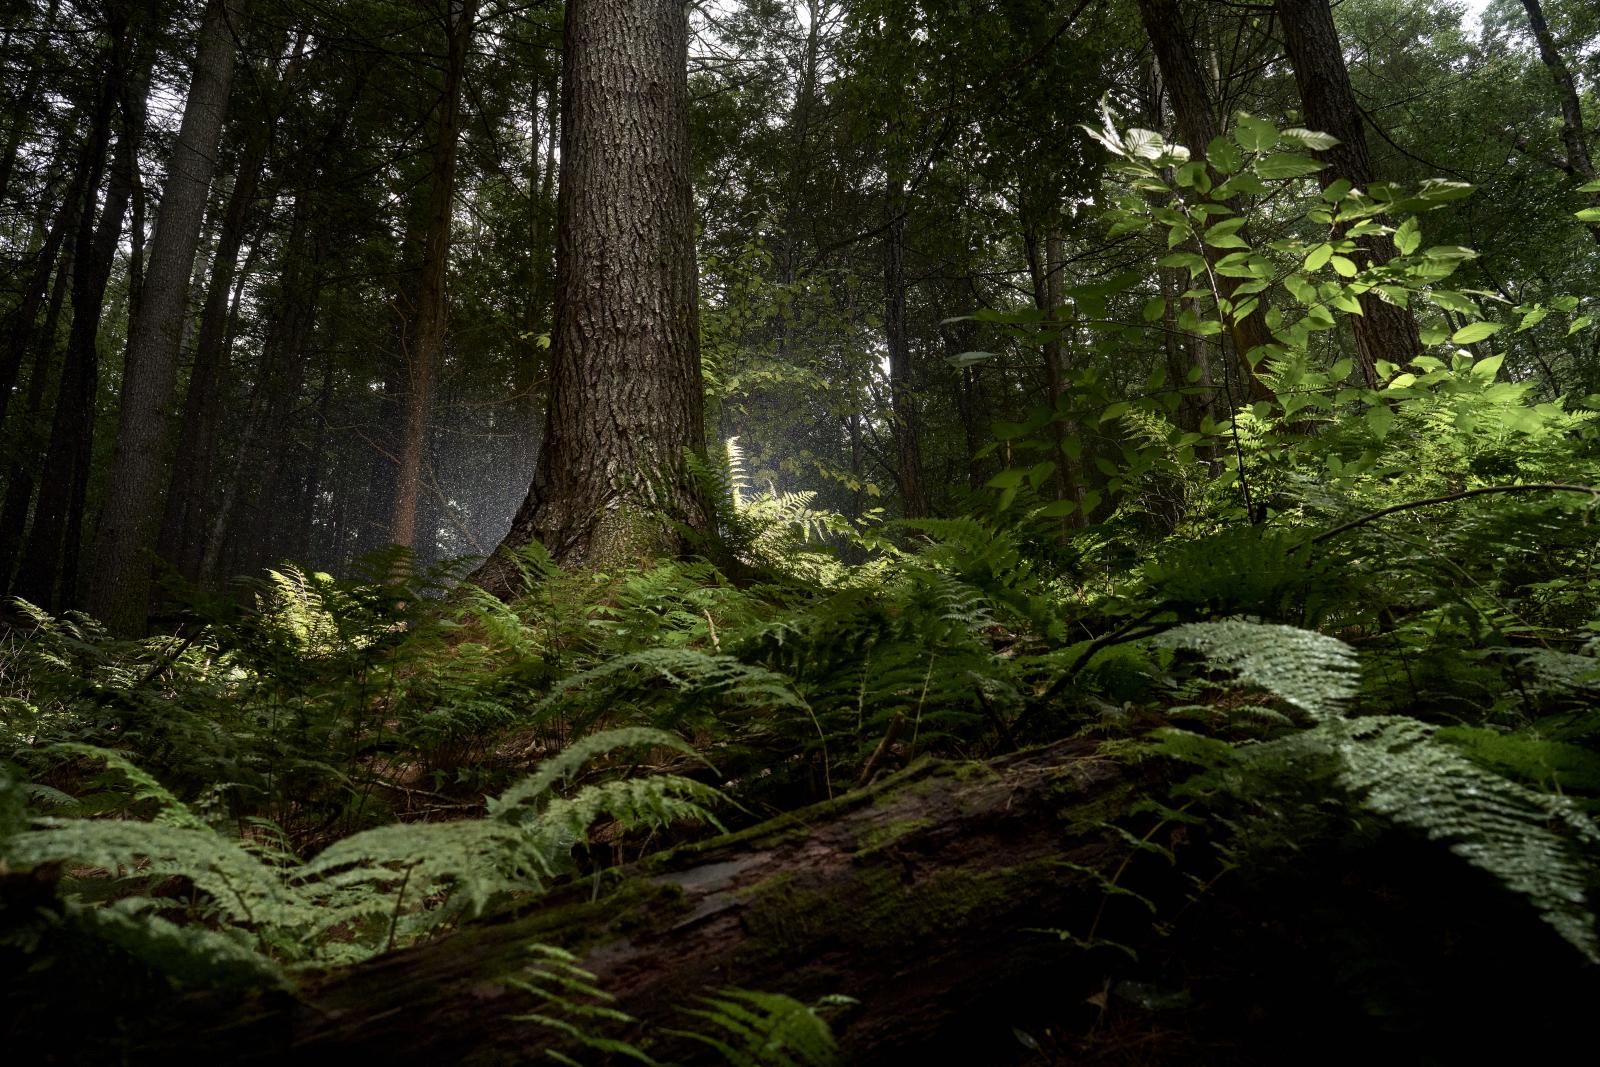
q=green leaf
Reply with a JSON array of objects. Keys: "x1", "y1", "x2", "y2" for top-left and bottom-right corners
[
  {"x1": 1233, "y1": 113, "x2": 1277, "y2": 152},
  {"x1": 1329, "y1": 255, "x2": 1358, "y2": 278},
  {"x1": 986, "y1": 469, "x2": 1025, "y2": 490},
  {"x1": 1304, "y1": 243, "x2": 1333, "y2": 271},
  {"x1": 1142, "y1": 297, "x2": 1166, "y2": 323},
  {"x1": 1575, "y1": 208, "x2": 1600, "y2": 223},
  {"x1": 1394, "y1": 217, "x2": 1420, "y2": 255},
  {"x1": 1280, "y1": 127, "x2": 1340, "y2": 150},
  {"x1": 1206, "y1": 136, "x2": 1242, "y2": 174},
  {"x1": 1451, "y1": 321, "x2": 1503, "y2": 344},
  {"x1": 1366, "y1": 404, "x2": 1394, "y2": 439},
  {"x1": 1255, "y1": 153, "x2": 1325, "y2": 179},
  {"x1": 1471, "y1": 354, "x2": 1504, "y2": 379}
]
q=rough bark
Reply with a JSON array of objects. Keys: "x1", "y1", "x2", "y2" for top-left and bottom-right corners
[
  {"x1": 474, "y1": 0, "x2": 707, "y2": 595},
  {"x1": 1274, "y1": 0, "x2": 1422, "y2": 385},
  {"x1": 1517, "y1": 0, "x2": 1600, "y2": 243},
  {"x1": 389, "y1": 1, "x2": 475, "y2": 554},
  {"x1": 1136, "y1": 0, "x2": 1275, "y2": 404},
  {"x1": 90, "y1": 0, "x2": 241, "y2": 631}
]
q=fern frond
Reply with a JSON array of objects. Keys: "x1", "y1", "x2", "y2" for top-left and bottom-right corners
[
  {"x1": 1154, "y1": 620, "x2": 1360, "y2": 719},
  {"x1": 1335, "y1": 716, "x2": 1600, "y2": 961}
]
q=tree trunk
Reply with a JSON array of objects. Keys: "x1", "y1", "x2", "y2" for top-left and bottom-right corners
[
  {"x1": 1136, "y1": 0, "x2": 1276, "y2": 404},
  {"x1": 0, "y1": 0, "x2": 60, "y2": 211},
  {"x1": 90, "y1": 0, "x2": 242, "y2": 633},
  {"x1": 160, "y1": 32, "x2": 305, "y2": 584},
  {"x1": 0, "y1": 145, "x2": 81, "y2": 431},
  {"x1": 61, "y1": 740, "x2": 1137, "y2": 1063},
  {"x1": 12, "y1": 27, "x2": 149, "y2": 609},
  {"x1": 1274, "y1": 0, "x2": 1422, "y2": 385},
  {"x1": 0, "y1": 233, "x2": 72, "y2": 586},
  {"x1": 474, "y1": 0, "x2": 707, "y2": 595},
  {"x1": 883, "y1": 177, "x2": 927, "y2": 519},
  {"x1": 389, "y1": 0, "x2": 476, "y2": 555},
  {"x1": 1517, "y1": 0, "x2": 1600, "y2": 243}
]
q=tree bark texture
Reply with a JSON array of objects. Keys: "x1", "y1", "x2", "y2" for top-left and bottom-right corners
[
  {"x1": 389, "y1": 0, "x2": 476, "y2": 553},
  {"x1": 1136, "y1": 0, "x2": 1275, "y2": 405},
  {"x1": 90, "y1": 0, "x2": 242, "y2": 633},
  {"x1": 475, "y1": 0, "x2": 707, "y2": 595},
  {"x1": 1274, "y1": 0, "x2": 1421, "y2": 385}
]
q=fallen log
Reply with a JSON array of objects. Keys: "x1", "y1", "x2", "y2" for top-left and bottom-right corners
[{"x1": 15, "y1": 735, "x2": 1599, "y2": 1064}]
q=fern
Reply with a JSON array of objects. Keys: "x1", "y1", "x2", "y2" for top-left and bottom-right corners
[
  {"x1": 1152, "y1": 620, "x2": 1600, "y2": 961},
  {"x1": 1154, "y1": 619, "x2": 1361, "y2": 720},
  {"x1": 3, "y1": 729, "x2": 724, "y2": 972},
  {"x1": 668, "y1": 989, "x2": 854, "y2": 1067},
  {"x1": 1335, "y1": 715, "x2": 1599, "y2": 959}
]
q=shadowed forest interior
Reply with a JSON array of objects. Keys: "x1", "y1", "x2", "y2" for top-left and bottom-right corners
[{"x1": 2, "y1": 0, "x2": 1599, "y2": 1062}]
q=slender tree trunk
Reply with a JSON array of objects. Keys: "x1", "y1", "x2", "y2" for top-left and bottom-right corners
[
  {"x1": 1517, "y1": 0, "x2": 1600, "y2": 242},
  {"x1": 0, "y1": 236, "x2": 72, "y2": 586},
  {"x1": 160, "y1": 32, "x2": 305, "y2": 584},
  {"x1": 90, "y1": 0, "x2": 242, "y2": 632},
  {"x1": 475, "y1": 0, "x2": 707, "y2": 594},
  {"x1": 0, "y1": 0, "x2": 60, "y2": 210},
  {"x1": 0, "y1": 155, "x2": 81, "y2": 430},
  {"x1": 13, "y1": 28, "x2": 148, "y2": 609},
  {"x1": 1274, "y1": 0, "x2": 1422, "y2": 385},
  {"x1": 204, "y1": 209, "x2": 324, "y2": 583},
  {"x1": 1135, "y1": 0, "x2": 1276, "y2": 403},
  {"x1": 389, "y1": 0, "x2": 476, "y2": 555},
  {"x1": 883, "y1": 177, "x2": 927, "y2": 519}
]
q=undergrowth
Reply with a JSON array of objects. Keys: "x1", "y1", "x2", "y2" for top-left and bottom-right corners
[{"x1": 4, "y1": 114, "x2": 1600, "y2": 1062}]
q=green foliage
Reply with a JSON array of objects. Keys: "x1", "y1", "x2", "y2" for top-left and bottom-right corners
[
  {"x1": 668, "y1": 989, "x2": 854, "y2": 1067},
  {"x1": 3, "y1": 730, "x2": 721, "y2": 972}
]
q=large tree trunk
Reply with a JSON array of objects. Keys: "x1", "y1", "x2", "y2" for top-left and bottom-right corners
[
  {"x1": 474, "y1": 0, "x2": 707, "y2": 595},
  {"x1": 1274, "y1": 0, "x2": 1422, "y2": 386},
  {"x1": 389, "y1": 0, "x2": 476, "y2": 554},
  {"x1": 90, "y1": 0, "x2": 242, "y2": 633}
]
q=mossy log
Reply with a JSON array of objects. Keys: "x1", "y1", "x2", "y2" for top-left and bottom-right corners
[{"x1": 157, "y1": 739, "x2": 1137, "y2": 1063}]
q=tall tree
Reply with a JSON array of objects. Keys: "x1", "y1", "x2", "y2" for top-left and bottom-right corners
[
  {"x1": 1136, "y1": 0, "x2": 1276, "y2": 402},
  {"x1": 1274, "y1": 0, "x2": 1422, "y2": 384},
  {"x1": 1516, "y1": 0, "x2": 1600, "y2": 243},
  {"x1": 474, "y1": 0, "x2": 706, "y2": 594},
  {"x1": 90, "y1": 0, "x2": 242, "y2": 632},
  {"x1": 389, "y1": 0, "x2": 477, "y2": 554},
  {"x1": 14, "y1": 16, "x2": 151, "y2": 610}
]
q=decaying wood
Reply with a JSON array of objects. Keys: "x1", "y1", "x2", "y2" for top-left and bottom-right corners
[{"x1": 139, "y1": 739, "x2": 1137, "y2": 1063}]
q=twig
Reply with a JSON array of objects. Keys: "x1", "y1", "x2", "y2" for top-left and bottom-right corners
[{"x1": 1308, "y1": 483, "x2": 1598, "y2": 545}]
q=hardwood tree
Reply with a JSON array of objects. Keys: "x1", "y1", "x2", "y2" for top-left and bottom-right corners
[
  {"x1": 473, "y1": 0, "x2": 708, "y2": 594},
  {"x1": 1274, "y1": 0, "x2": 1422, "y2": 385},
  {"x1": 89, "y1": 0, "x2": 242, "y2": 632}
]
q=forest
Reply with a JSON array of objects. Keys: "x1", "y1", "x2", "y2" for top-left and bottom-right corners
[{"x1": 1, "y1": 0, "x2": 1598, "y2": 1060}]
